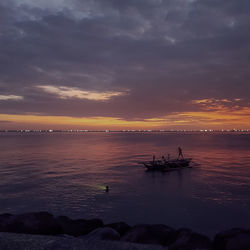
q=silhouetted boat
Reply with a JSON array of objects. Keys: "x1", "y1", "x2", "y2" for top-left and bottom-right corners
[{"x1": 141, "y1": 158, "x2": 192, "y2": 172}]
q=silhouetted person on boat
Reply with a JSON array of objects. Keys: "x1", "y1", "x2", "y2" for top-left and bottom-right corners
[
  {"x1": 152, "y1": 155, "x2": 156, "y2": 164},
  {"x1": 167, "y1": 154, "x2": 170, "y2": 161},
  {"x1": 178, "y1": 147, "x2": 184, "y2": 159},
  {"x1": 162, "y1": 156, "x2": 166, "y2": 164}
]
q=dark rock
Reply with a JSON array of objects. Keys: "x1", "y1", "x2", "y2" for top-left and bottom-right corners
[
  {"x1": 214, "y1": 228, "x2": 250, "y2": 250},
  {"x1": 105, "y1": 222, "x2": 131, "y2": 236},
  {"x1": 0, "y1": 213, "x2": 13, "y2": 221},
  {"x1": 1, "y1": 212, "x2": 62, "y2": 235},
  {"x1": 56, "y1": 216, "x2": 78, "y2": 236},
  {"x1": 168, "y1": 228, "x2": 212, "y2": 250},
  {"x1": 56, "y1": 216, "x2": 103, "y2": 236},
  {"x1": 0, "y1": 212, "x2": 103, "y2": 237},
  {"x1": 85, "y1": 227, "x2": 120, "y2": 240},
  {"x1": 83, "y1": 218, "x2": 104, "y2": 233},
  {"x1": 0, "y1": 214, "x2": 13, "y2": 231},
  {"x1": 0, "y1": 232, "x2": 168, "y2": 250},
  {"x1": 121, "y1": 224, "x2": 176, "y2": 245}
]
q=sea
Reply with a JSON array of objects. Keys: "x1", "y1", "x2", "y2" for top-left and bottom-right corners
[{"x1": 0, "y1": 132, "x2": 250, "y2": 237}]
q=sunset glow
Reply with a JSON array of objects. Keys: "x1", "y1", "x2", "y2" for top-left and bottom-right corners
[{"x1": 1, "y1": 106, "x2": 249, "y2": 130}]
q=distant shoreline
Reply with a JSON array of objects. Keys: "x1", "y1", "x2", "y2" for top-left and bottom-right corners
[{"x1": 0, "y1": 129, "x2": 249, "y2": 133}]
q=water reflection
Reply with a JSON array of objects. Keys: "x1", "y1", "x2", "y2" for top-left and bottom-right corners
[{"x1": 0, "y1": 132, "x2": 250, "y2": 236}]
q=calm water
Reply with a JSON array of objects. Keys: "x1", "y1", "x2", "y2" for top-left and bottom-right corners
[{"x1": 0, "y1": 132, "x2": 250, "y2": 236}]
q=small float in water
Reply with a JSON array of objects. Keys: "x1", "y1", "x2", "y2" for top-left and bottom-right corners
[{"x1": 140, "y1": 158, "x2": 192, "y2": 172}]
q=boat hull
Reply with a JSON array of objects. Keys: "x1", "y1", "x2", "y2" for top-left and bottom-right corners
[{"x1": 143, "y1": 158, "x2": 192, "y2": 172}]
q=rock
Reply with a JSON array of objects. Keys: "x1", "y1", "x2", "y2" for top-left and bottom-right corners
[
  {"x1": 168, "y1": 228, "x2": 212, "y2": 250},
  {"x1": 56, "y1": 216, "x2": 103, "y2": 236},
  {"x1": 85, "y1": 227, "x2": 120, "y2": 240},
  {"x1": 121, "y1": 224, "x2": 176, "y2": 245},
  {"x1": 56, "y1": 216, "x2": 79, "y2": 236},
  {"x1": 0, "y1": 212, "x2": 103, "y2": 237},
  {"x1": 0, "y1": 214, "x2": 13, "y2": 231},
  {"x1": 214, "y1": 228, "x2": 250, "y2": 250},
  {"x1": 83, "y1": 218, "x2": 104, "y2": 233},
  {"x1": 105, "y1": 222, "x2": 131, "y2": 236},
  {"x1": 0, "y1": 232, "x2": 169, "y2": 250},
  {"x1": 0, "y1": 212, "x2": 62, "y2": 235}
]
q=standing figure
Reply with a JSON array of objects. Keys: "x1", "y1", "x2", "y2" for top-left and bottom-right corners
[
  {"x1": 178, "y1": 147, "x2": 184, "y2": 159},
  {"x1": 162, "y1": 156, "x2": 166, "y2": 164},
  {"x1": 152, "y1": 155, "x2": 156, "y2": 164}
]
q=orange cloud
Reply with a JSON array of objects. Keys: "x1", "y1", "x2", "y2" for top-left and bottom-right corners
[{"x1": 185, "y1": 98, "x2": 250, "y2": 127}]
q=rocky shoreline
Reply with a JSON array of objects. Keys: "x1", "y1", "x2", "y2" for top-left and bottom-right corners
[{"x1": 0, "y1": 212, "x2": 250, "y2": 250}]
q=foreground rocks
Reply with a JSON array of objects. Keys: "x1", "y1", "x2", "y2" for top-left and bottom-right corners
[
  {"x1": 121, "y1": 224, "x2": 176, "y2": 245},
  {"x1": 106, "y1": 222, "x2": 131, "y2": 236},
  {"x1": 0, "y1": 212, "x2": 250, "y2": 250},
  {"x1": 0, "y1": 232, "x2": 167, "y2": 250},
  {"x1": 56, "y1": 215, "x2": 103, "y2": 236},
  {"x1": 0, "y1": 212, "x2": 103, "y2": 236},
  {"x1": 83, "y1": 227, "x2": 121, "y2": 241},
  {"x1": 0, "y1": 212, "x2": 62, "y2": 235},
  {"x1": 213, "y1": 228, "x2": 250, "y2": 250},
  {"x1": 168, "y1": 228, "x2": 212, "y2": 250}
]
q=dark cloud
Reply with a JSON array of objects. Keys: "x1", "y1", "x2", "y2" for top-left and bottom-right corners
[{"x1": 0, "y1": 0, "x2": 249, "y2": 120}]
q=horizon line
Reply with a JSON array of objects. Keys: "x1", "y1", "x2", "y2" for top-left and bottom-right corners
[{"x1": 0, "y1": 129, "x2": 249, "y2": 133}]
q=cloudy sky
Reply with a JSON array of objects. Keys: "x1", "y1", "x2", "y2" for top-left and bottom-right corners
[{"x1": 0, "y1": 0, "x2": 250, "y2": 129}]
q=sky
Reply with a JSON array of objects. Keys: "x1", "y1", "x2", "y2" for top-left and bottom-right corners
[{"x1": 0, "y1": 0, "x2": 250, "y2": 130}]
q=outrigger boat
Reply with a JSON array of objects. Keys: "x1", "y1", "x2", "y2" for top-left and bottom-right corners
[{"x1": 142, "y1": 158, "x2": 192, "y2": 172}]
